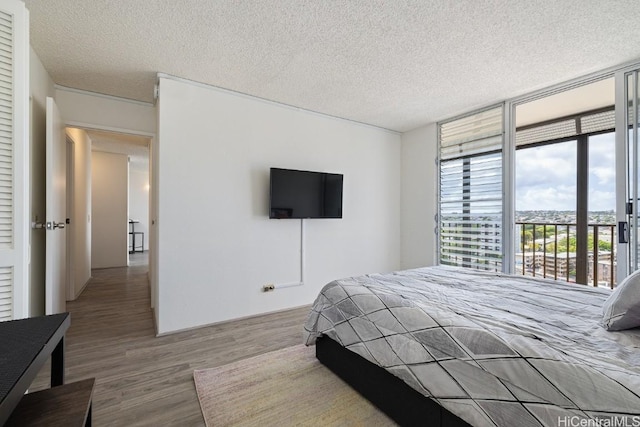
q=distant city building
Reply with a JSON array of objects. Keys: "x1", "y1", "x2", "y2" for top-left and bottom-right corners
[
  {"x1": 515, "y1": 251, "x2": 615, "y2": 288},
  {"x1": 442, "y1": 211, "x2": 617, "y2": 287}
]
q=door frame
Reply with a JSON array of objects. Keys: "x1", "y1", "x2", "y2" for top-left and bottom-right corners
[
  {"x1": 614, "y1": 64, "x2": 640, "y2": 280},
  {"x1": 66, "y1": 136, "x2": 75, "y2": 300},
  {"x1": 64, "y1": 122, "x2": 155, "y2": 307}
]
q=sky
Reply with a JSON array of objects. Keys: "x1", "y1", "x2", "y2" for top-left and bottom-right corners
[{"x1": 515, "y1": 132, "x2": 616, "y2": 212}]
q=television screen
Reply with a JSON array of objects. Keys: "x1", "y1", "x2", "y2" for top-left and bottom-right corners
[{"x1": 269, "y1": 168, "x2": 343, "y2": 219}]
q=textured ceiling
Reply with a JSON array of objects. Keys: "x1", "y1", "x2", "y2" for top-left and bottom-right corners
[{"x1": 25, "y1": 0, "x2": 640, "y2": 132}]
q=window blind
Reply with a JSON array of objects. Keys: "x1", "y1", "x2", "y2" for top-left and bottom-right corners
[
  {"x1": 515, "y1": 107, "x2": 615, "y2": 147},
  {"x1": 439, "y1": 106, "x2": 503, "y2": 271}
]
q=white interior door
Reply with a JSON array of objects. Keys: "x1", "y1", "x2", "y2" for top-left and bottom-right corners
[{"x1": 45, "y1": 96, "x2": 67, "y2": 314}]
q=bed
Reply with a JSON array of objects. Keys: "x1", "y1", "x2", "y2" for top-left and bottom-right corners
[{"x1": 303, "y1": 266, "x2": 640, "y2": 427}]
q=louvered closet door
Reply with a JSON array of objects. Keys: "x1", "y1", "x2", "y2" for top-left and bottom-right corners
[{"x1": 0, "y1": 1, "x2": 29, "y2": 320}]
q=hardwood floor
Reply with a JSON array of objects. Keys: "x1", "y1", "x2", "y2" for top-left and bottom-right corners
[{"x1": 33, "y1": 252, "x2": 311, "y2": 426}]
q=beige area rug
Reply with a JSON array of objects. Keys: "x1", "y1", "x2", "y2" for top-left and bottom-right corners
[{"x1": 193, "y1": 344, "x2": 396, "y2": 426}]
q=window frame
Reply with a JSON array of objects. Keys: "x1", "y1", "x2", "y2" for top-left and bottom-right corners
[{"x1": 437, "y1": 104, "x2": 505, "y2": 271}]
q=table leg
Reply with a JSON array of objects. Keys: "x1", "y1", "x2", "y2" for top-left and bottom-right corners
[
  {"x1": 86, "y1": 401, "x2": 92, "y2": 427},
  {"x1": 51, "y1": 336, "x2": 65, "y2": 386}
]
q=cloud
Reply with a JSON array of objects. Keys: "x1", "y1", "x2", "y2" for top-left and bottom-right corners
[
  {"x1": 516, "y1": 142, "x2": 576, "y2": 210},
  {"x1": 515, "y1": 133, "x2": 615, "y2": 211},
  {"x1": 589, "y1": 134, "x2": 616, "y2": 187},
  {"x1": 517, "y1": 185, "x2": 577, "y2": 211},
  {"x1": 589, "y1": 189, "x2": 615, "y2": 211}
]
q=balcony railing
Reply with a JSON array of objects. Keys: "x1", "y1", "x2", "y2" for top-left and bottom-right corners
[{"x1": 515, "y1": 222, "x2": 616, "y2": 289}]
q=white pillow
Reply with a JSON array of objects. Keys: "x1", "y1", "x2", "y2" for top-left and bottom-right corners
[{"x1": 602, "y1": 269, "x2": 640, "y2": 331}]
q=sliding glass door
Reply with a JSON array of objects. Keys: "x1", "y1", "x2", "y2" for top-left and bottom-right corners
[
  {"x1": 617, "y1": 69, "x2": 640, "y2": 277},
  {"x1": 514, "y1": 108, "x2": 616, "y2": 287}
]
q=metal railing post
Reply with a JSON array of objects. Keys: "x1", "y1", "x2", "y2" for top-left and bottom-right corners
[
  {"x1": 593, "y1": 225, "x2": 599, "y2": 287},
  {"x1": 543, "y1": 225, "x2": 547, "y2": 278},
  {"x1": 514, "y1": 221, "x2": 616, "y2": 287},
  {"x1": 554, "y1": 224, "x2": 558, "y2": 280},
  {"x1": 532, "y1": 224, "x2": 536, "y2": 277},
  {"x1": 610, "y1": 224, "x2": 615, "y2": 288}
]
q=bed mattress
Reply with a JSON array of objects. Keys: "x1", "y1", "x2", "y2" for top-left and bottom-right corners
[{"x1": 304, "y1": 266, "x2": 640, "y2": 427}]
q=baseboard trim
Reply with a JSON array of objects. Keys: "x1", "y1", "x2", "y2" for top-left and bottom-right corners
[
  {"x1": 154, "y1": 304, "x2": 311, "y2": 337},
  {"x1": 68, "y1": 276, "x2": 93, "y2": 301}
]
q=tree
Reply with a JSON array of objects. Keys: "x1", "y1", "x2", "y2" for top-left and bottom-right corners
[
  {"x1": 549, "y1": 234, "x2": 611, "y2": 253},
  {"x1": 522, "y1": 230, "x2": 533, "y2": 249}
]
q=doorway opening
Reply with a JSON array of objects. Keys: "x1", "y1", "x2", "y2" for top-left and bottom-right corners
[
  {"x1": 65, "y1": 126, "x2": 151, "y2": 302},
  {"x1": 87, "y1": 129, "x2": 151, "y2": 268}
]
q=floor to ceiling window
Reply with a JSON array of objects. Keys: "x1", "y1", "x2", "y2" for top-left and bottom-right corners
[{"x1": 437, "y1": 69, "x2": 640, "y2": 286}]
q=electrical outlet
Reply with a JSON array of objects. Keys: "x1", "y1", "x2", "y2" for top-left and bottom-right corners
[{"x1": 262, "y1": 284, "x2": 275, "y2": 292}]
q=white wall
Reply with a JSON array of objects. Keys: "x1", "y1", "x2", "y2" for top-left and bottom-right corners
[
  {"x1": 54, "y1": 88, "x2": 156, "y2": 136},
  {"x1": 29, "y1": 47, "x2": 55, "y2": 316},
  {"x1": 129, "y1": 159, "x2": 149, "y2": 251},
  {"x1": 156, "y1": 77, "x2": 401, "y2": 334},
  {"x1": 91, "y1": 151, "x2": 128, "y2": 269},
  {"x1": 400, "y1": 123, "x2": 438, "y2": 269},
  {"x1": 66, "y1": 128, "x2": 92, "y2": 298}
]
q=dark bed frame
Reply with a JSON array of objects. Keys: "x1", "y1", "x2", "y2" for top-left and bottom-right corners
[{"x1": 316, "y1": 336, "x2": 472, "y2": 427}]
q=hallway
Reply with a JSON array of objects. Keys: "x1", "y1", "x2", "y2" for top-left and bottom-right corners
[{"x1": 33, "y1": 254, "x2": 308, "y2": 426}]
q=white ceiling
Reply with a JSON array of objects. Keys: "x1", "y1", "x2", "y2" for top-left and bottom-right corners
[
  {"x1": 24, "y1": 0, "x2": 640, "y2": 132},
  {"x1": 85, "y1": 128, "x2": 150, "y2": 166}
]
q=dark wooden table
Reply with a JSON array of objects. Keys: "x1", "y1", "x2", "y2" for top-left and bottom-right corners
[
  {"x1": 0, "y1": 313, "x2": 70, "y2": 426},
  {"x1": 129, "y1": 219, "x2": 143, "y2": 254}
]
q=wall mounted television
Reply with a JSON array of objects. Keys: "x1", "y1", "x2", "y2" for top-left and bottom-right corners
[{"x1": 269, "y1": 168, "x2": 343, "y2": 219}]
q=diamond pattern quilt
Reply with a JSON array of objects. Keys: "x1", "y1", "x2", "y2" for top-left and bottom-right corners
[{"x1": 303, "y1": 266, "x2": 640, "y2": 427}]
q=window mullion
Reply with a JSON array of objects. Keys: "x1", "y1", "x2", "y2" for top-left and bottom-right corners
[{"x1": 576, "y1": 135, "x2": 589, "y2": 284}]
